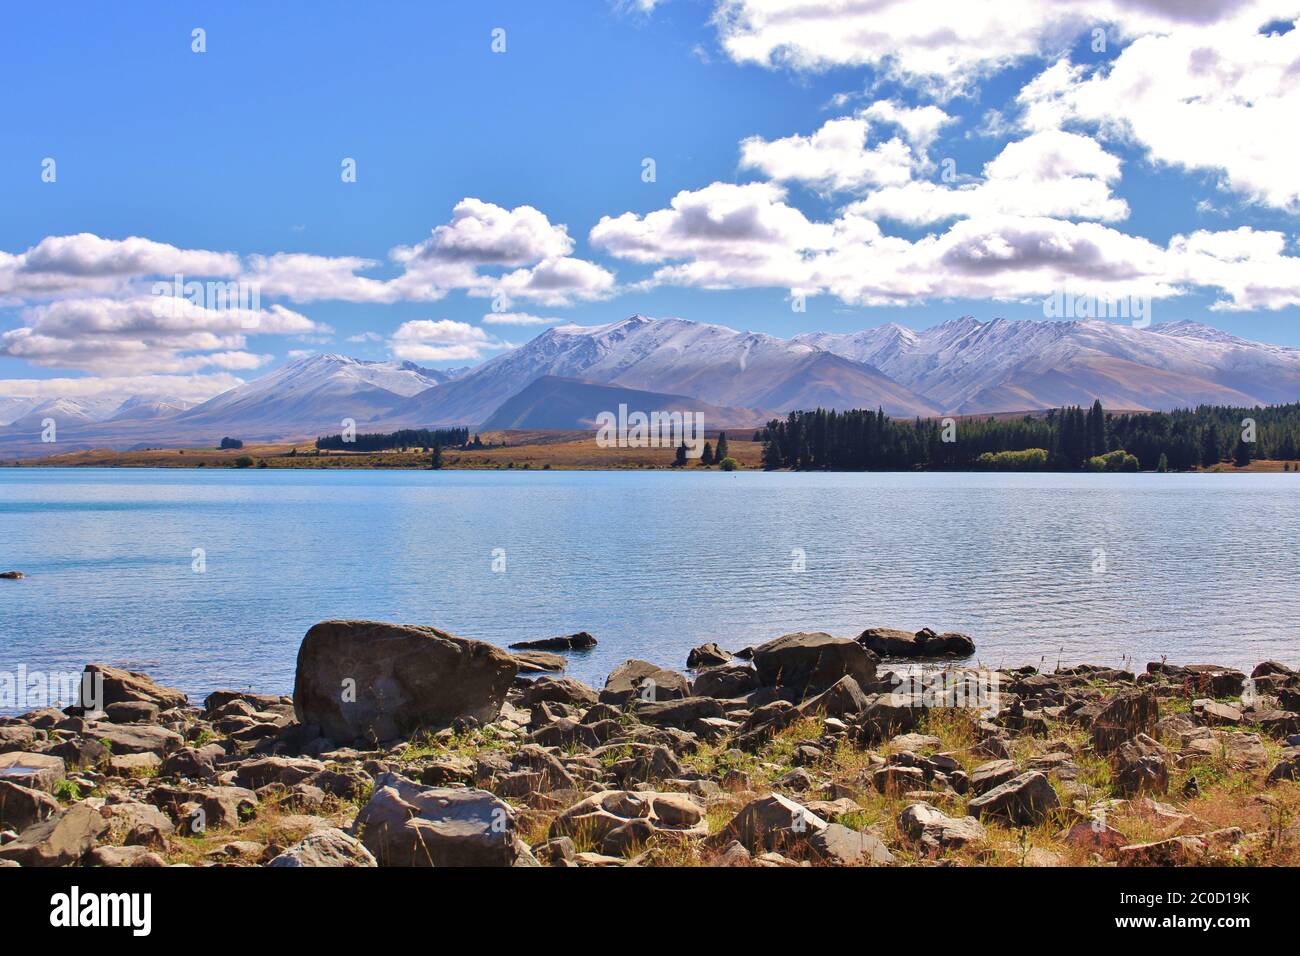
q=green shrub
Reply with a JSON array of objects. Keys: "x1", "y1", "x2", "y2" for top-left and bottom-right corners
[
  {"x1": 1086, "y1": 449, "x2": 1140, "y2": 472},
  {"x1": 234, "y1": 455, "x2": 255, "y2": 468},
  {"x1": 718, "y1": 456, "x2": 739, "y2": 471},
  {"x1": 974, "y1": 448, "x2": 1049, "y2": 471}
]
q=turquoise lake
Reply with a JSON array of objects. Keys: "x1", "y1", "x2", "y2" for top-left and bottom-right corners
[{"x1": 1, "y1": 468, "x2": 1297, "y2": 709}]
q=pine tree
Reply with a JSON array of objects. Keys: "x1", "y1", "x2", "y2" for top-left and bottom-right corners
[
  {"x1": 674, "y1": 441, "x2": 687, "y2": 467},
  {"x1": 1233, "y1": 438, "x2": 1251, "y2": 468},
  {"x1": 1088, "y1": 399, "x2": 1107, "y2": 456},
  {"x1": 429, "y1": 444, "x2": 443, "y2": 469},
  {"x1": 715, "y1": 432, "x2": 729, "y2": 462},
  {"x1": 762, "y1": 437, "x2": 783, "y2": 470},
  {"x1": 1157, "y1": 452, "x2": 1168, "y2": 473},
  {"x1": 1201, "y1": 427, "x2": 1221, "y2": 467},
  {"x1": 701, "y1": 442, "x2": 715, "y2": 466}
]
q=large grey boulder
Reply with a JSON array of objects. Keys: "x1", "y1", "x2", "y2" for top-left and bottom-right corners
[
  {"x1": 292, "y1": 620, "x2": 518, "y2": 744},
  {"x1": 352, "y1": 772, "x2": 533, "y2": 866},
  {"x1": 752, "y1": 632, "x2": 877, "y2": 694}
]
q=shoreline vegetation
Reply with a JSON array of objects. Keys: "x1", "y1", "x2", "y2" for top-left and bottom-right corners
[
  {"x1": 1, "y1": 621, "x2": 1297, "y2": 868},
  {"x1": 6, "y1": 401, "x2": 1300, "y2": 473}
]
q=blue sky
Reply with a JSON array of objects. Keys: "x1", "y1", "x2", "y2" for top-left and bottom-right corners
[{"x1": 2, "y1": 0, "x2": 1299, "y2": 401}]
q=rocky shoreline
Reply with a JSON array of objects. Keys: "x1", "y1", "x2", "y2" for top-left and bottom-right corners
[{"x1": 1, "y1": 620, "x2": 1298, "y2": 868}]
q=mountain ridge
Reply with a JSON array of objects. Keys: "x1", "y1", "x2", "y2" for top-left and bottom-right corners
[{"x1": 5, "y1": 315, "x2": 1300, "y2": 457}]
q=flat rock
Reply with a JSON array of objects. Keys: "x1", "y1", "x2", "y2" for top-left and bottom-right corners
[
  {"x1": 1193, "y1": 698, "x2": 1243, "y2": 726},
  {"x1": 87, "y1": 845, "x2": 167, "y2": 867},
  {"x1": 1118, "y1": 836, "x2": 1207, "y2": 866},
  {"x1": 352, "y1": 771, "x2": 532, "y2": 866},
  {"x1": 107, "y1": 753, "x2": 162, "y2": 776},
  {"x1": 81, "y1": 663, "x2": 187, "y2": 710},
  {"x1": 268, "y1": 827, "x2": 377, "y2": 867},
  {"x1": 0, "y1": 752, "x2": 65, "y2": 792},
  {"x1": 634, "y1": 696, "x2": 725, "y2": 728},
  {"x1": 86, "y1": 721, "x2": 184, "y2": 757},
  {"x1": 0, "y1": 803, "x2": 109, "y2": 867},
  {"x1": 104, "y1": 701, "x2": 160, "y2": 724},
  {"x1": 969, "y1": 759, "x2": 1019, "y2": 796},
  {"x1": 509, "y1": 650, "x2": 567, "y2": 673},
  {"x1": 809, "y1": 823, "x2": 894, "y2": 865},
  {"x1": 232, "y1": 756, "x2": 326, "y2": 790},
  {"x1": 691, "y1": 664, "x2": 760, "y2": 699}
]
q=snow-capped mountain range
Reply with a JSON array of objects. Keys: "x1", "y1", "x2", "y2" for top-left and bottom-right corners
[
  {"x1": 793, "y1": 317, "x2": 1300, "y2": 413},
  {"x1": 380, "y1": 315, "x2": 939, "y2": 427},
  {"x1": 5, "y1": 316, "x2": 1300, "y2": 457}
]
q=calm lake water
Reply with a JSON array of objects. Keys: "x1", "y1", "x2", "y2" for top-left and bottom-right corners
[{"x1": 1, "y1": 467, "x2": 1297, "y2": 709}]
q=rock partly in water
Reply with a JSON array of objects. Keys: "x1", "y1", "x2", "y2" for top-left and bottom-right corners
[
  {"x1": 508, "y1": 631, "x2": 597, "y2": 651},
  {"x1": 292, "y1": 620, "x2": 518, "y2": 745},
  {"x1": 858, "y1": 627, "x2": 976, "y2": 658},
  {"x1": 752, "y1": 632, "x2": 877, "y2": 694},
  {"x1": 687, "y1": 643, "x2": 733, "y2": 669},
  {"x1": 81, "y1": 663, "x2": 187, "y2": 710}
]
